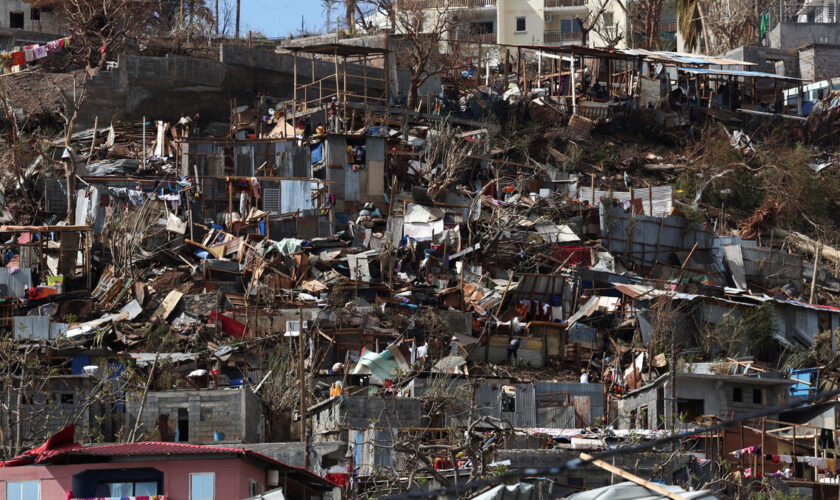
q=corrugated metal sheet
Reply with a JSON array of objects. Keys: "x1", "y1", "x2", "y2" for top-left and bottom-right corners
[
  {"x1": 0, "y1": 267, "x2": 33, "y2": 298},
  {"x1": 273, "y1": 141, "x2": 310, "y2": 177},
  {"x1": 568, "y1": 324, "x2": 600, "y2": 348},
  {"x1": 366, "y1": 137, "x2": 385, "y2": 196},
  {"x1": 280, "y1": 180, "x2": 316, "y2": 213},
  {"x1": 600, "y1": 204, "x2": 714, "y2": 267},
  {"x1": 44, "y1": 179, "x2": 68, "y2": 214},
  {"x1": 324, "y1": 135, "x2": 347, "y2": 169},
  {"x1": 579, "y1": 185, "x2": 673, "y2": 217},
  {"x1": 536, "y1": 405, "x2": 576, "y2": 428},
  {"x1": 739, "y1": 245, "x2": 802, "y2": 286},
  {"x1": 14, "y1": 315, "x2": 51, "y2": 340},
  {"x1": 344, "y1": 168, "x2": 361, "y2": 202},
  {"x1": 534, "y1": 382, "x2": 605, "y2": 422},
  {"x1": 234, "y1": 145, "x2": 254, "y2": 176}
]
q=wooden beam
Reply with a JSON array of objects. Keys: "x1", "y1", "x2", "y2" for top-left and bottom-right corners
[{"x1": 579, "y1": 453, "x2": 690, "y2": 500}]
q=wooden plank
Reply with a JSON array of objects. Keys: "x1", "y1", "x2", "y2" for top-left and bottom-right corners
[
  {"x1": 151, "y1": 290, "x2": 183, "y2": 322},
  {"x1": 579, "y1": 453, "x2": 690, "y2": 500}
]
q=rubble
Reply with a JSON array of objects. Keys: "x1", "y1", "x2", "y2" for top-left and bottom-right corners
[{"x1": 3, "y1": 21, "x2": 840, "y2": 500}]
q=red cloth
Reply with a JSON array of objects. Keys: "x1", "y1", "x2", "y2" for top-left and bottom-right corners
[
  {"x1": 772, "y1": 454, "x2": 781, "y2": 464},
  {"x1": 11, "y1": 51, "x2": 25, "y2": 66},
  {"x1": 325, "y1": 473, "x2": 349, "y2": 487},
  {"x1": 209, "y1": 310, "x2": 248, "y2": 338},
  {"x1": 551, "y1": 245, "x2": 592, "y2": 267}
]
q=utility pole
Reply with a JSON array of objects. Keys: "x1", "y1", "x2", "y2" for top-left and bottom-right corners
[
  {"x1": 298, "y1": 307, "x2": 308, "y2": 468},
  {"x1": 215, "y1": 0, "x2": 219, "y2": 37},
  {"x1": 235, "y1": 0, "x2": 241, "y2": 39},
  {"x1": 669, "y1": 336, "x2": 677, "y2": 451}
]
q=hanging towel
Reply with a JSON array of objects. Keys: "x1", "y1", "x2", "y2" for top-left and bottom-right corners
[
  {"x1": 33, "y1": 46, "x2": 48, "y2": 59},
  {"x1": 23, "y1": 49, "x2": 35, "y2": 63},
  {"x1": 778, "y1": 454, "x2": 793, "y2": 463},
  {"x1": 11, "y1": 51, "x2": 25, "y2": 66}
]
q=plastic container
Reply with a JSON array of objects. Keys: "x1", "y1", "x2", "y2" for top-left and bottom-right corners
[{"x1": 214, "y1": 432, "x2": 225, "y2": 442}]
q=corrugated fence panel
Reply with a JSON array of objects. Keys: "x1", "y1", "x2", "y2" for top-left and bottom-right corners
[
  {"x1": 14, "y1": 316, "x2": 51, "y2": 340},
  {"x1": 536, "y1": 406, "x2": 576, "y2": 428},
  {"x1": 344, "y1": 168, "x2": 361, "y2": 202},
  {"x1": 280, "y1": 180, "x2": 316, "y2": 213},
  {"x1": 514, "y1": 384, "x2": 536, "y2": 428},
  {"x1": 534, "y1": 382, "x2": 605, "y2": 421},
  {"x1": 600, "y1": 205, "x2": 713, "y2": 267},
  {"x1": 263, "y1": 188, "x2": 281, "y2": 212},
  {"x1": 0, "y1": 267, "x2": 33, "y2": 298}
]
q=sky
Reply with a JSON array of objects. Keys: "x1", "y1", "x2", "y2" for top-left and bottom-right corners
[{"x1": 237, "y1": 0, "x2": 327, "y2": 39}]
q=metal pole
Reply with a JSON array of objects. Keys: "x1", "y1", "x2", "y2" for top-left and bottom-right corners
[
  {"x1": 571, "y1": 51, "x2": 577, "y2": 115},
  {"x1": 142, "y1": 116, "x2": 146, "y2": 169}
]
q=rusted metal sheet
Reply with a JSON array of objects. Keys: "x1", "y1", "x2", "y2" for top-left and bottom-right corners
[{"x1": 573, "y1": 395, "x2": 591, "y2": 427}]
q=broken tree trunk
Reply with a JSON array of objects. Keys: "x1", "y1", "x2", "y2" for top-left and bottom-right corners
[{"x1": 775, "y1": 228, "x2": 840, "y2": 267}]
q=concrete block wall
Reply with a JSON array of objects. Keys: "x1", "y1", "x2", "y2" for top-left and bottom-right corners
[
  {"x1": 799, "y1": 45, "x2": 840, "y2": 82},
  {"x1": 769, "y1": 23, "x2": 840, "y2": 50},
  {"x1": 127, "y1": 388, "x2": 263, "y2": 444}
]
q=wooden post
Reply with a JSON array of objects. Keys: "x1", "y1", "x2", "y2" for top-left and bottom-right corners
[
  {"x1": 293, "y1": 50, "x2": 298, "y2": 107},
  {"x1": 761, "y1": 418, "x2": 766, "y2": 477},
  {"x1": 647, "y1": 182, "x2": 653, "y2": 216},
  {"x1": 811, "y1": 240, "x2": 822, "y2": 304},
  {"x1": 298, "y1": 307, "x2": 306, "y2": 448},
  {"x1": 86, "y1": 116, "x2": 98, "y2": 166},
  {"x1": 503, "y1": 50, "x2": 510, "y2": 90},
  {"x1": 384, "y1": 36, "x2": 391, "y2": 108},
  {"x1": 363, "y1": 55, "x2": 368, "y2": 104},
  {"x1": 343, "y1": 56, "x2": 348, "y2": 126},
  {"x1": 516, "y1": 48, "x2": 522, "y2": 88}
]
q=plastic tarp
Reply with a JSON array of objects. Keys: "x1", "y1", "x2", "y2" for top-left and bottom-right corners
[
  {"x1": 471, "y1": 484, "x2": 534, "y2": 500},
  {"x1": 566, "y1": 481, "x2": 718, "y2": 499}
]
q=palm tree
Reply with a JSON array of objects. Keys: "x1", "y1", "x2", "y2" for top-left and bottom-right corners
[
  {"x1": 322, "y1": 0, "x2": 339, "y2": 33},
  {"x1": 675, "y1": 0, "x2": 709, "y2": 52}
]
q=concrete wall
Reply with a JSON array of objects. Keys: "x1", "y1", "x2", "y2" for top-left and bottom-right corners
[
  {"x1": 10, "y1": 376, "x2": 110, "y2": 446},
  {"x1": 0, "y1": 0, "x2": 61, "y2": 34},
  {"x1": 498, "y1": 0, "x2": 544, "y2": 46},
  {"x1": 723, "y1": 45, "x2": 800, "y2": 79},
  {"x1": 799, "y1": 45, "x2": 840, "y2": 82},
  {"x1": 77, "y1": 44, "x2": 387, "y2": 128},
  {"x1": 768, "y1": 23, "x2": 840, "y2": 50},
  {"x1": 127, "y1": 388, "x2": 263, "y2": 444},
  {"x1": 617, "y1": 374, "x2": 790, "y2": 430}
]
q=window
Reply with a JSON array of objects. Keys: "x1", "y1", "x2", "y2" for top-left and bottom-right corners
[
  {"x1": 9, "y1": 12, "x2": 24, "y2": 29},
  {"x1": 515, "y1": 17, "x2": 526, "y2": 32},
  {"x1": 60, "y1": 393, "x2": 74, "y2": 405},
  {"x1": 639, "y1": 406, "x2": 649, "y2": 428},
  {"x1": 603, "y1": 12, "x2": 614, "y2": 26},
  {"x1": 249, "y1": 479, "x2": 260, "y2": 496},
  {"x1": 753, "y1": 389, "x2": 763, "y2": 404},
  {"x1": 30, "y1": 8, "x2": 39, "y2": 21},
  {"x1": 7, "y1": 480, "x2": 39, "y2": 500},
  {"x1": 101, "y1": 481, "x2": 158, "y2": 497},
  {"x1": 190, "y1": 473, "x2": 214, "y2": 500},
  {"x1": 733, "y1": 387, "x2": 743, "y2": 402}
]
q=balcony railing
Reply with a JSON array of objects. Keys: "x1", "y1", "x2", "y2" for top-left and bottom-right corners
[
  {"x1": 544, "y1": 30, "x2": 582, "y2": 43},
  {"x1": 464, "y1": 32, "x2": 497, "y2": 44},
  {"x1": 545, "y1": 0, "x2": 588, "y2": 8},
  {"x1": 660, "y1": 22, "x2": 678, "y2": 33},
  {"x1": 411, "y1": 0, "x2": 497, "y2": 8}
]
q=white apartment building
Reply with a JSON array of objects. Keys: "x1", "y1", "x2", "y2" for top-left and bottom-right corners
[{"x1": 414, "y1": 0, "x2": 679, "y2": 50}]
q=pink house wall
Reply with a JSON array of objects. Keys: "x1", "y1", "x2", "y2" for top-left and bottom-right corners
[{"x1": 0, "y1": 457, "x2": 266, "y2": 500}]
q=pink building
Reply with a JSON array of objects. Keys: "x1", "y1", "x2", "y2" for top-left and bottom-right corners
[{"x1": 0, "y1": 426, "x2": 334, "y2": 500}]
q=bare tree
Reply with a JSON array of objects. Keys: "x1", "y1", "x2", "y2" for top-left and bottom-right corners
[
  {"x1": 703, "y1": 0, "x2": 771, "y2": 53},
  {"x1": 393, "y1": 0, "x2": 467, "y2": 109},
  {"x1": 629, "y1": 0, "x2": 665, "y2": 49},
  {"x1": 577, "y1": 0, "x2": 625, "y2": 48}
]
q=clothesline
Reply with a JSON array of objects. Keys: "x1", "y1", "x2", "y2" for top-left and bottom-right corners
[{"x1": 0, "y1": 36, "x2": 74, "y2": 70}]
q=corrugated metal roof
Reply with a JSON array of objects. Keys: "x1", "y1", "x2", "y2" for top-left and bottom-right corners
[{"x1": 677, "y1": 66, "x2": 804, "y2": 81}]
